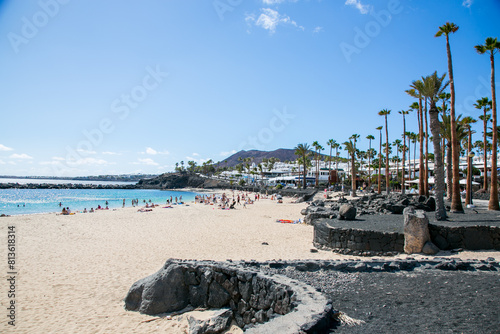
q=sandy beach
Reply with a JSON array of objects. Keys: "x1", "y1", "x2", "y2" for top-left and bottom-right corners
[{"x1": 1, "y1": 193, "x2": 498, "y2": 333}]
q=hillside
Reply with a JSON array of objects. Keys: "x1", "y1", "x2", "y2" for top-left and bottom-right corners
[{"x1": 219, "y1": 149, "x2": 298, "y2": 168}]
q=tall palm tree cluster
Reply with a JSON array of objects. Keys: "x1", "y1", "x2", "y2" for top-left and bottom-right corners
[{"x1": 294, "y1": 24, "x2": 499, "y2": 216}]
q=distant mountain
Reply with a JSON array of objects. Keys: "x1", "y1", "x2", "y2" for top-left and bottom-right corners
[{"x1": 218, "y1": 149, "x2": 298, "y2": 168}]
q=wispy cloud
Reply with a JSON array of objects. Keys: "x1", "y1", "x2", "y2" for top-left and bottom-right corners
[
  {"x1": 102, "y1": 151, "x2": 122, "y2": 156},
  {"x1": 313, "y1": 26, "x2": 323, "y2": 33},
  {"x1": 133, "y1": 158, "x2": 159, "y2": 166},
  {"x1": 67, "y1": 158, "x2": 111, "y2": 166},
  {"x1": 246, "y1": 8, "x2": 304, "y2": 34},
  {"x1": 262, "y1": 0, "x2": 298, "y2": 4},
  {"x1": 9, "y1": 153, "x2": 33, "y2": 159},
  {"x1": 345, "y1": 0, "x2": 370, "y2": 14},
  {"x1": 462, "y1": 0, "x2": 473, "y2": 8},
  {"x1": 0, "y1": 144, "x2": 13, "y2": 151},
  {"x1": 39, "y1": 160, "x2": 61, "y2": 165},
  {"x1": 0, "y1": 159, "x2": 5, "y2": 165},
  {"x1": 144, "y1": 147, "x2": 169, "y2": 155},
  {"x1": 76, "y1": 148, "x2": 97, "y2": 155},
  {"x1": 262, "y1": 0, "x2": 285, "y2": 4}
]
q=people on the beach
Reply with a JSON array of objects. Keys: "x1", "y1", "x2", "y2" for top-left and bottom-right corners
[{"x1": 83, "y1": 208, "x2": 88, "y2": 213}]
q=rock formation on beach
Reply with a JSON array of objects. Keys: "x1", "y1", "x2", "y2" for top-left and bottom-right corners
[{"x1": 124, "y1": 259, "x2": 334, "y2": 333}]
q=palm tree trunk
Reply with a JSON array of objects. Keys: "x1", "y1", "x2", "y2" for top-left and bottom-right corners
[
  {"x1": 315, "y1": 150, "x2": 319, "y2": 187},
  {"x1": 446, "y1": 141, "x2": 453, "y2": 201},
  {"x1": 385, "y1": 117, "x2": 390, "y2": 194},
  {"x1": 483, "y1": 109, "x2": 488, "y2": 191},
  {"x1": 336, "y1": 148, "x2": 339, "y2": 183},
  {"x1": 368, "y1": 141, "x2": 372, "y2": 188},
  {"x1": 447, "y1": 34, "x2": 464, "y2": 212},
  {"x1": 424, "y1": 100, "x2": 430, "y2": 197},
  {"x1": 402, "y1": 116, "x2": 406, "y2": 194},
  {"x1": 303, "y1": 159, "x2": 307, "y2": 189},
  {"x1": 419, "y1": 98, "x2": 425, "y2": 195},
  {"x1": 429, "y1": 105, "x2": 447, "y2": 220},
  {"x1": 328, "y1": 147, "x2": 332, "y2": 185},
  {"x1": 413, "y1": 139, "x2": 417, "y2": 179},
  {"x1": 466, "y1": 127, "x2": 473, "y2": 206},
  {"x1": 408, "y1": 135, "x2": 412, "y2": 179},
  {"x1": 396, "y1": 157, "x2": 400, "y2": 190},
  {"x1": 489, "y1": 53, "x2": 499, "y2": 210},
  {"x1": 378, "y1": 135, "x2": 382, "y2": 194},
  {"x1": 351, "y1": 154, "x2": 356, "y2": 197}
]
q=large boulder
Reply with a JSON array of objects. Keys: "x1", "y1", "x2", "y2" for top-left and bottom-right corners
[
  {"x1": 124, "y1": 261, "x2": 190, "y2": 314},
  {"x1": 339, "y1": 204, "x2": 356, "y2": 220},
  {"x1": 424, "y1": 197, "x2": 436, "y2": 212},
  {"x1": 403, "y1": 207, "x2": 430, "y2": 254}
]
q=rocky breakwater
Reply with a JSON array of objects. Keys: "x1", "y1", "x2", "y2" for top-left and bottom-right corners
[
  {"x1": 0, "y1": 182, "x2": 137, "y2": 190},
  {"x1": 124, "y1": 259, "x2": 335, "y2": 333},
  {"x1": 137, "y1": 172, "x2": 230, "y2": 190}
]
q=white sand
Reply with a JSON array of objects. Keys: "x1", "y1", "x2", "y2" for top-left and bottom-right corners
[{"x1": 1, "y1": 193, "x2": 498, "y2": 333}]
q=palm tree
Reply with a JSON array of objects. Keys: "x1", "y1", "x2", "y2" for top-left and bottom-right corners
[
  {"x1": 312, "y1": 141, "x2": 324, "y2": 187},
  {"x1": 399, "y1": 144, "x2": 407, "y2": 187},
  {"x1": 405, "y1": 131, "x2": 412, "y2": 179},
  {"x1": 421, "y1": 71, "x2": 449, "y2": 220},
  {"x1": 439, "y1": 92, "x2": 451, "y2": 165},
  {"x1": 366, "y1": 134, "x2": 375, "y2": 187},
  {"x1": 327, "y1": 139, "x2": 337, "y2": 185},
  {"x1": 398, "y1": 110, "x2": 409, "y2": 194},
  {"x1": 358, "y1": 150, "x2": 367, "y2": 183},
  {"x1": 423, "y1": 94, "x2": 430, "y2": 197},
  {"x1": 295, "y1": 143, "x2": 311, "y2": 189},
  {"x1": 461, "y1": 116, "x2": 477, "y2": 206},
  {"x1": 475, "y1": 37, "x2": 500, "y2": 210},
  {"x1": 409, "y1": 132, "x2": 418, "y2": 181},
  {"x1": 440, "y1": 114, "x2": 454, "y2": 201},
  {"x1": 407, "y1": 102, "x2": 419, "y2": 180},
  {"x1": 343, "y1": 138, "x2": 357, "y2": 197},
  {"x1": 312, "y1": 141, "x2": 320, "y2": 186},
  {"x1": 378, "y1": 109, "x2": 391, "y2": 194},
  {"x1": 334, "y1": 142, "x2": 341, "y2": 183},
  {"x1": 376, "y1": 126, "x2": 383, "y2": 194},
  {"x1": 393, "y1": 139, "x2": 402, "y2": 186},
  {"x1": 407, "y1": 82, "x2": 425, "y2": 195},
  {"x1": 474, "y1": 97, "x2": 492, "y2": 192},
  {"x1": 436, "y1": 22, "x2": 462, "y2": 212}
]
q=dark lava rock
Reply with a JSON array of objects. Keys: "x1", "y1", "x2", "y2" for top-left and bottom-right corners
[{"x1": 339, "y1": 204, "x2": 356, "y2": 220}]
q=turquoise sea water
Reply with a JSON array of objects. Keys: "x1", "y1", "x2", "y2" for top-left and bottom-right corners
[{"x1": 0, "y1": 188, "x2": 200, "y2": 216}]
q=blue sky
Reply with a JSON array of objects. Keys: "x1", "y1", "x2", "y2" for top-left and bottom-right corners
[{"x1": 0, "y1": 0, "x2": 499, "y2": 176}]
